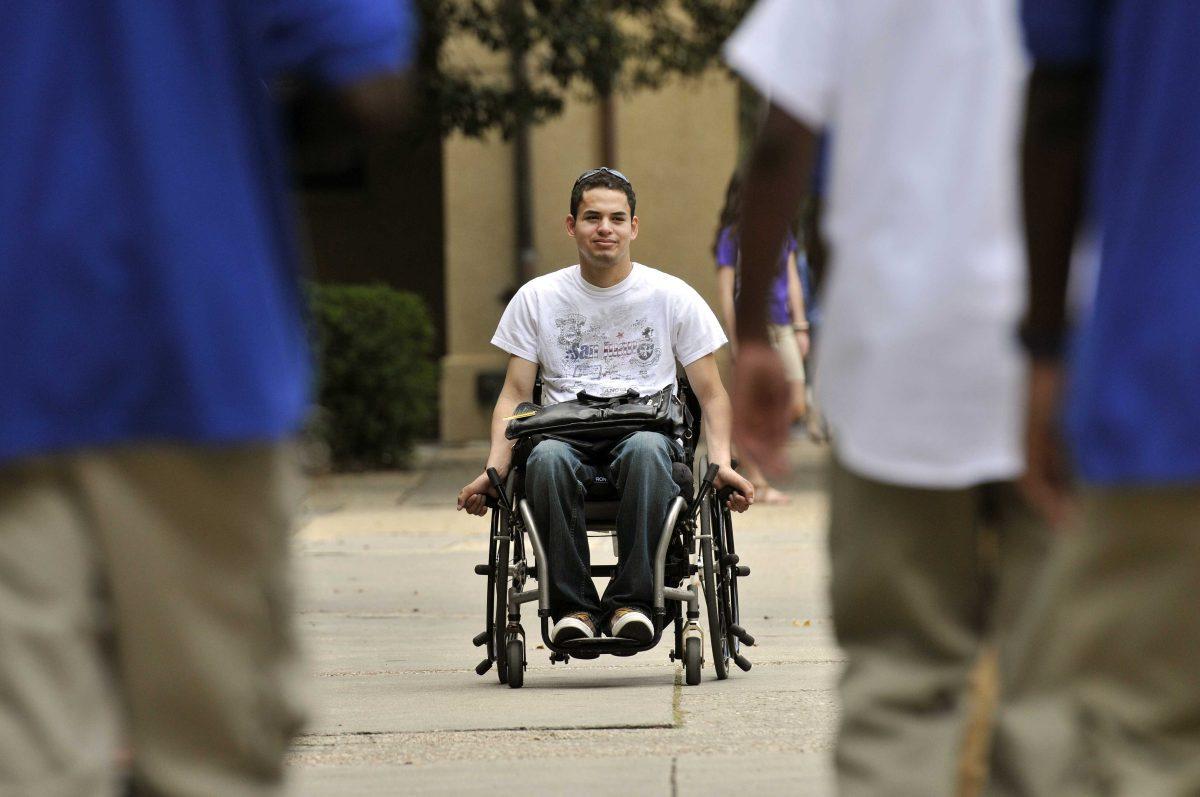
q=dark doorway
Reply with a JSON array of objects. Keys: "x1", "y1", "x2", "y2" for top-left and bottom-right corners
[{"x1": 296, "y1": 132, "x2": 446, "y2": 355}]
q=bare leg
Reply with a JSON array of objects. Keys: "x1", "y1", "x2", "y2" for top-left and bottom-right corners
[{"x1": 791, "y1": 379, "x2": 808, "y2": 423}]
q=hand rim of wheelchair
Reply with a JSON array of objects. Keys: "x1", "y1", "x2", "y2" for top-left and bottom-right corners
[{"x1": 700, "y1": 460, "x2": 729, "y2": 680}]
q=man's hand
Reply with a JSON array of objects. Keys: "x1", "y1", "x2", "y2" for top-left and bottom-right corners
[
  {"x1": 715, "y1": 465, "x2": 755, "y2": 512},
  {"x1": 795, "y1": 329, "x2": 811, "y2": 359},
  {"x1": 457, "y1": 470, "x2": 501, "y2": 516},
  {"x1": 731, "y1": 339, "x2": 793, "y2": 476},
  {"x1": 1020, "y1": 362, "x2": 1074, "y2": 528}
]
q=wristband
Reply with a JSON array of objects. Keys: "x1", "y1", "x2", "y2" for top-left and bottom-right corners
[
  {"x1": 792, "y1": 322, "x2": 810, "y2": 333},
  {"x1": 1017, "y1": 323, "x2": 1066, "y2": 361}
]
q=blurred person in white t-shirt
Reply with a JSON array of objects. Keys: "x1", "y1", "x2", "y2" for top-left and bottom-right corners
[{"x1": 724, "y1": 2, "x2": 1051, "y2": 794}]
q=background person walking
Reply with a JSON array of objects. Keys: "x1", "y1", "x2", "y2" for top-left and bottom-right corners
[
  {"x1": 725, "y1": 1, "x2": 1048, "y2": 794},
  {"x1": 713, "y1": 171, "x2": 812, "y2": 504}
]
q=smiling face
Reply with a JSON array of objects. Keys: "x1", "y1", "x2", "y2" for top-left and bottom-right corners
[{"x1": 566, "y1": 187, "x2": 639, "y2": 273}]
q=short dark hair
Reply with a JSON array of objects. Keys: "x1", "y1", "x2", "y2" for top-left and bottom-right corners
[{"x1": 570, "y1": 167, "x2": 636, "y2": 217}]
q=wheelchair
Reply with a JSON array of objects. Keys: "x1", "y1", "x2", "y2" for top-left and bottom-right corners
[{"x1": 471, "y1": 379, "x2": 755, "y2": 688}]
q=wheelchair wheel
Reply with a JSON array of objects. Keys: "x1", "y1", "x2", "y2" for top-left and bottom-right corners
[
  {"x1": 699, "y1": 494, "x2": 729, "y2": 680},
  {"x1": 483, "y1": 515, "x2": 497, "y2": 662},
  {"x1": 493, "y1": 530, "x2": 510, "y2": 685},
  {"x1": 506, "y1": 637, "x2": 524, "y2": 689},
  {"x1": 684, "y1": 636, "x2": 702, "y2": 686}
]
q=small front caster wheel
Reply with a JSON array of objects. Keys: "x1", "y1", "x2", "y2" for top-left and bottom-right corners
[
  {"x1": 506, "y1": 638, "x2": 525, "y2": 689},
  {"x1": 684, "y1": 636, "x2": 702, "y2": 686}
]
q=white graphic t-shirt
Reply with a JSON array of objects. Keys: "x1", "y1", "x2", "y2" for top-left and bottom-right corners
[{"x1": 492, "y1": 263, "x2": 727, "y2": 405}]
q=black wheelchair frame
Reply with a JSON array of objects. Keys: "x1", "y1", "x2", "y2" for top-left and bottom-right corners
[{"x1": 471, "y1": 379, "x2": 756, "y2": 688}]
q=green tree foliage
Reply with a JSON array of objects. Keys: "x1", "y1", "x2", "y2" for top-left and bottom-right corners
[{"x1": 415, "y1": 0, "x2": 755, "y2": 138}]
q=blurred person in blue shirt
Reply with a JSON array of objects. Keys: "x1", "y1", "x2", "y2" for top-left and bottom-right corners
[
  {"x1": 991, "y1": 2, "x2": 1200, "y2": 794},
  {"x1": 0, "y1": 2, "x2": 414, "y2": 794}
]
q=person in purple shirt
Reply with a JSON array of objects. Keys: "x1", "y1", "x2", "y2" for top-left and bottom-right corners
[
  {"x1": 0, "y1": 2, "x2": 413, "y2": 793},
  {"x1": 714, "y1": 172, "x2": 810, "y2": 504}
]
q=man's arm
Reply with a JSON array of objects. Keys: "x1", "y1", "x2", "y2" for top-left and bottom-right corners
[
  {"x1": 457, "y1": 355, "x2": 538, "y2": 516},
  {"x1": 281, "y1": 73, "x2": 412, "y2": 165},
  {"x1": 1020, "y1": 64, "x2": 1097, "y2": 526},
  {"x1": 339, "y1": 72, "x2": 413, "y2": 131},
  {"x1": 733, "y1": 104, "x2": 820, "y2": 473},
  {"x1": 683, "y1": 354, "x2": 755, "y2": 512},
  {"x1": 271, "y1": 0, "x2": 417, "y2": 136}
]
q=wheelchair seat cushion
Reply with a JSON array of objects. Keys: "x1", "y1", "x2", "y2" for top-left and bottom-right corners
[{"x1": 584, "y1": 473, "x2": 618, "y2": 501}]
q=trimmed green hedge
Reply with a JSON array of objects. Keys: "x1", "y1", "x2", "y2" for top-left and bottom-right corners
[{"x1": 309, "y1": 283, "x2": 438, "y2": 470}]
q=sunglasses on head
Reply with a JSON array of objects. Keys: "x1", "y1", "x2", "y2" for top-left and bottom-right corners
[{"x1": 573, "y1": 167, "x2": 631, "y2": 189}]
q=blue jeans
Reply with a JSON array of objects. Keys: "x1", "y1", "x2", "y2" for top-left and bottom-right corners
[{"x1": 523, "y1": 431, "x2": 682, "y2": 623}]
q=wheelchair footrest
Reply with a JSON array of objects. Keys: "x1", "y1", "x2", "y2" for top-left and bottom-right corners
[
  {"x1": 529, "y1": 564, "x2": 617, "y2": 579},
  {"x1": 556, "y1": 637, "x2": 646, "y2": 655},
  {"x1": 729, "y1": 624, "x2": 756, "y2": 646}
]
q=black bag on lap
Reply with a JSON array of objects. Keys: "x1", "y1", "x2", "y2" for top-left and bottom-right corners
[{"x1": 506, "y1": 384, "x2": 691, "y2": 461}]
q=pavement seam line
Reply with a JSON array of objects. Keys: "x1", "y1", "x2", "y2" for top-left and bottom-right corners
[
  {"x1": 297, "y1": 723, "x2": 677, "y2": 741},
  {"x1": 670, "y1": 755, "x2": 679, "y2": 796}
]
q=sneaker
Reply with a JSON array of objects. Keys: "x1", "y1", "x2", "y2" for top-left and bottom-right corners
[
  {"x1": 550, "y1": 612, "x2": 597, "y2": 643},
  {"x1": 607, "y1": 607, "x2": 654, "y2": 643}
]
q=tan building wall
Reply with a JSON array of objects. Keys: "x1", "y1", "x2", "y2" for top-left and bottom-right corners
[{"x1": 440, "y1": 70, "x2": 740, "y2": 442}]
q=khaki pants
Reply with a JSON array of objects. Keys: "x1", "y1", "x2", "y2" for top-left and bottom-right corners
[
  {"x1": 989, "y1": 487, "x2": 1200, "y2": 797},
  {"x1": 0, "y1": 443, "x2": 305, "y2": 797},
  {"x1": 828, "y1": 458, "x2": 1049, "y2": 797}
]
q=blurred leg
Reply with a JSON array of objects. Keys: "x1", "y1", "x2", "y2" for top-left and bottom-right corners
[
  {"x1": 986, "y1": 485, "x2": 1053, "y2": 664},
  {"x1": 732, "y1": 448, "x2": 790, "y2": 505},
  {"x1": 992, "y1": 487, "x2": 1200, "y2": 796},
  {"x1": 791, "y1": 380, "x2": 808, "y2": 422},
  {"x1": 828, "y1": 458, "x2": 985, "y2": 797},
  {"x1": 524, "y1": 439, "x2": 602, "y2": 620},
  {"x1": 0, "y1": 458, "x2": 119, "y2": 796},
  {"x1": 986, "y1": 486, "x2": 1076, "y2": 797},
  {"x1": 82, "y1": 443, "x2": 306, "y2": 797},
  {"x1": 603, "y1": 431, "x2": 680, "y2": 619}
]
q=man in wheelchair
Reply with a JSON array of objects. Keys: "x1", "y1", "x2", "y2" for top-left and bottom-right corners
[{"x1": 458, "y1": 167, "x2": 754, "y2": 646}]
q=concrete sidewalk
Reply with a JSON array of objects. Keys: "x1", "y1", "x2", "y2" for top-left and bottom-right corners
[{"x1": 287, "y1": 440, "x2": 841, "y2": 795}]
